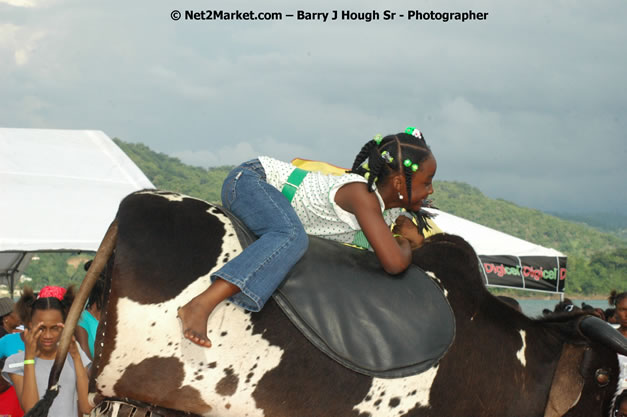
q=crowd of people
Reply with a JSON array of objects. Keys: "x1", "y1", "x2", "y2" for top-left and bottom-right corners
[
  {"x1": 0, "y1": 262, "x2": 105, "y2": 417},
  {"x1": 544, "y1": 291, "x2": 625, "y2": 326}
]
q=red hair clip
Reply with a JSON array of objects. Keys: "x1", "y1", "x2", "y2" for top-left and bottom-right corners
[{"x1": 37, "y1": 286, "x2": 67, "y2": 300}]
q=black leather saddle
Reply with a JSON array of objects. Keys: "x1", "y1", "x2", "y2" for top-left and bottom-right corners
[{"x1": 221, "y1": 205, "x2": 456, "y2": 379}]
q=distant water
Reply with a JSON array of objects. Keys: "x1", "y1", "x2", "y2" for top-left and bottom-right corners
[{"x1": 517, "y1": 298, "x2": 609, "y2": 318}]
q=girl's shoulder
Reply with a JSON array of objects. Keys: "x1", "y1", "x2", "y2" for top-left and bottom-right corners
[
  {"x1": 2, "y1": 350, "x2": 25, "y2": 375},
  {"x1": 5, "y1": 350, "x2": 24, "y2": 362}
]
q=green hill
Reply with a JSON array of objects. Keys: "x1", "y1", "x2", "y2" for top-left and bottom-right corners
[
  {"x1": 21, "y1": 139, "x2": 626, "y2": 297},
  {"x1": 114, "y1": 140, "x2": 232, "y2": 203},
  {"x1": 547, "y1": 211, "x2": 627, "y2": 242},
  {"x1": 431, "y1": 181, "x2": 624, "y2": 259}
]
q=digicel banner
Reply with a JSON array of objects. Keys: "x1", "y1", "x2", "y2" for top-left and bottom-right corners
[{"x1": 480, "y1": 255, "x2": 567, "y2": 293}]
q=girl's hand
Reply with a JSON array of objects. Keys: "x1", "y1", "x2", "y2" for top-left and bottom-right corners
[
  {"x1": 58, "y1": 323, "x2": 81, "y2": 360},
  {"x1": 393, "y1": 215, "x2": 424, "y2": 249},
  {"x1": 23, "y1": 322, "x2": 43, "y2": 359},
  {"x1": 69, "y1": 336, "x2": 81, "y2": 360}
]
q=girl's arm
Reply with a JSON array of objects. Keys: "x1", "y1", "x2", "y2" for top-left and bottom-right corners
[
  {"x1": 335, "y1": 183, "x2": 412, "y2": 274},
  {"x1": 18, "y1": 361, "x2": 40, "y2": 412},
  {"x1": 75, "y1": 325, "x2": 92, "y2": 360},
  {"x1": 67, "y1": 330, "x2": 93, "y2": 414},
  {"x1": 18, "y1": 324, "x2": 43, "y2": 412},
  {"x1": 8, "y1": 373, "x2": 24, "y2": 403},
  {"x1": 74, "y1": 357, "x2": 92, "y2": 414}
]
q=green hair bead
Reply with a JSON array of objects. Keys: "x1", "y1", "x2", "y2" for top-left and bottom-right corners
[
  {"x1": 403, "y1": 159, "x2": 419, "y2": 172},
  {"x1": 373, "y1": 134, "x2": 383, "y2": 145}
]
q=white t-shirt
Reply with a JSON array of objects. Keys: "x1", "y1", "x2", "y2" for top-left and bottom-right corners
[
  {"x1": 2, "y1": 349, "x2": 91, "y2": 417},
  {"x1": 258, "y1": 156, "x2": 402, "y2": 248}
]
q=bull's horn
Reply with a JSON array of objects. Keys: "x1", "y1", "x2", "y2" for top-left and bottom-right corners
[
  {"x1": 24, "y1": 219, "x2": 118, "y2": 417},
  {"x1": 578, "y1": 315, "x2": 627, "y2": 356}
]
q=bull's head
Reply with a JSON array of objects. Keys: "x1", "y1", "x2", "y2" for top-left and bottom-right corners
[
  {"x1": 412, "y1": 234, "x2": 627, "y2": 417},
  {"x1": 546, "y1": 315, "x2": 627, "y2": 417}
]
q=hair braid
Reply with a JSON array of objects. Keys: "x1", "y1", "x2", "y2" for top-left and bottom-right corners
[
  {"x1": 87, "y1": 278, "x2": 105, "y2": 310},
  {"x1": 349, "y1": 136, "x2": 396, "y2": 189},
  {"x1": 367, "y1": 148, "x2": 388, "y2": 191},
  {"x1": 15, "y1": 286, "x2": 36, "y2": 324},
  {"x1": 403, "y1": 164, "x2": 414, "y2": 203},
  {"x1": 350, "y1": 140, "x2": 379, "y2": 173},
  {"x1": 60, "y1": 286, "x2": 76, "y2": 318}
]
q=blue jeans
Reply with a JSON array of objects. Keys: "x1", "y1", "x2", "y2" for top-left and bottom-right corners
[{"x1": 212, "y1": 159, "x2": 309, "y2": 311}]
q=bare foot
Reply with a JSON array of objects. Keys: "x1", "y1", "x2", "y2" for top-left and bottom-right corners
[
  {"x1": 177, "y1": 278, "x2": 241, "y2": 348},
  {"x1": 178, "y1": 300, "x2": 213, "y2": 348}
]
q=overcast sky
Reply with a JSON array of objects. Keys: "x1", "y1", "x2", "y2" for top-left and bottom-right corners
[{"x1": 1, "y1": 0, "x2": 625, "y2": 214}]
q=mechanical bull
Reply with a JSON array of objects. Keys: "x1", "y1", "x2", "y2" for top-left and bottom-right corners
[{"x1": 34, "y1": 190, "x2": 627, "y2": 417}]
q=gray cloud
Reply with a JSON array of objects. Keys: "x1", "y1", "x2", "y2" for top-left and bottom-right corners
[{"x1": 1, "y1": 0, "x2": 625, "y2": 213}]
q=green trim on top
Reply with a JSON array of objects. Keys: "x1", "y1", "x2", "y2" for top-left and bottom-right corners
[
  {"x1": 351, "y1": 230, "x2": 371, "y2": 249},
  {"x1": 281, "y1": 167, "x2": 309, "y2": 203}
]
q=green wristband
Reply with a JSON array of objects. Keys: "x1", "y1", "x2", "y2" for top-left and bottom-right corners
[{"x1": 23, "y1": 359, "x2": 35, "y2": 365}]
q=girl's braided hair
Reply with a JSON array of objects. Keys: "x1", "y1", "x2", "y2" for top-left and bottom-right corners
[
  {"x1": 84, "y1": 260, "x2": 106, "y2": 311},
  {"x1": 15, "y1": 286, "x2": 76, "y2": 325},
  {"x1": 348, "y1": 130, "x2": 432, "y2": 204}
]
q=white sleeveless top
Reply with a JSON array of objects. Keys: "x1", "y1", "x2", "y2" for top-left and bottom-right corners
[{"x1": 258, "y1": 156, "x2": 402, "y2": 248}]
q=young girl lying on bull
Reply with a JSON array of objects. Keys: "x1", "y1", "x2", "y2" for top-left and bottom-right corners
[{"x1": 178, "y1": 127, "x2": 437, "y2": 347}]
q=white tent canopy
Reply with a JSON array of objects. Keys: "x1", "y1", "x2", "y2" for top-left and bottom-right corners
[
  {"x1": 424, "y1": 208, "x2": 565, "y2": 258},
  {"x1": 0, "y1": 128, "x2": 154, "y2": 294},
  {"x1": 424, "y1": 208, "x2": 567, "y2": 294}
]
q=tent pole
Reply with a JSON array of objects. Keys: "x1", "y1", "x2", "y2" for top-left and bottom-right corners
[
  {"x1": 8, "y1": 252, "x2": 28, "y2": 298},
  {"x1": 9, "y1": 270, "x2": 15, "y2": 298}
]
